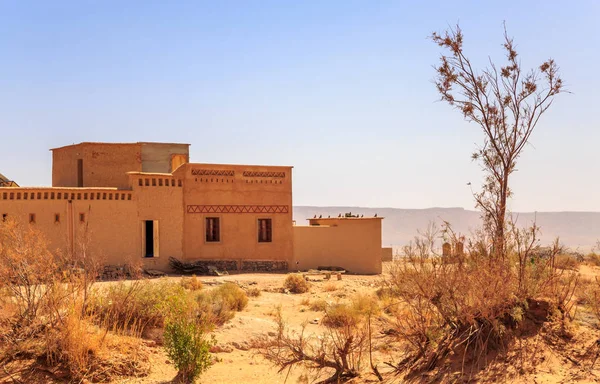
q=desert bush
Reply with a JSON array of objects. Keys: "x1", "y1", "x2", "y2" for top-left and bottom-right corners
[
  {"x1": 585, "y1": 253, "x2": 600, "y2": 267},
  {"x1": 322, "y1": 295, "x2": 379, "y2": 328},
  {"x1": 0, "y1": 219, "x2": 150, "y2": 382},
  {"x1": 246, "y1": 287, "x2": 261, "y2": 297},
  {"x1": 382, "y1": 223, "x2": 574, "y2": 374},
  {"x1": 284, "y1": 274, "x2": 310, "y2": 294},
  {"x1": 180, "y1": 275, "x2": 203, "y2": 291},
  {"x1": 254, "y1": 299, "x2": 371, "y2": 383},
  {"x1": 164, "y1": 316, "x2": 214, "y2": 384},
  {"x1": 196, "y1": 283, "x2": 248, "y2": 325},
  {"x1": 309, "y1": 299, "x2": 328, "y2": 312},
  {"x1": 89, "y1": 279, "x2": 192, "y2": 335},
  {"x1": 323, "y1": 282, "x2": 337, "y2": 292},
  {"x1": 554, "y1": 254, "x2": 580, "y2": 271}
]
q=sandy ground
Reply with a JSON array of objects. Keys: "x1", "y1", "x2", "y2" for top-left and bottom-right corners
[
  {"x1": 124, "y1": 272, "x2": 384, "y2": 384},
  {"x1": 3, "y1": 263, "x2": 600, "y2": 383}
]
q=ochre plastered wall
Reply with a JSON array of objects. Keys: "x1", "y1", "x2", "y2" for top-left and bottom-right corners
[
  {"x1": 177, "y1": 163, "x2": 293, "y2": 263},
  {"x1": 52, "y1": 143, "x2": 142, "y2": 189},
  {"x1": 129, "y1": 173, "x2": 185, "y2": 270},
  {"x1": 293, "y1": 218, "x2": 383, "y2": 274},
  {"x1": 0, "y1": 188, "x2": 139, "y2": 266},
  {"x1": 381, "y1": 247, "x2": 393, "y2": 261}
]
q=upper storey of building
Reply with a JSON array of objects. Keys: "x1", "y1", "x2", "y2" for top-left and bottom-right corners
[{"x1": 51, "y1": 142, "x2": 190, "y2": 189}]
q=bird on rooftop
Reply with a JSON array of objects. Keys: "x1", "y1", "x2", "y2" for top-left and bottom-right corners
[
  {"x1": 319, "y1": 215, "x2": 322, "y2": 218},
  {"x1": 374, "y1": 213, "x2": 378, "y2": 217},
  {"x1": 338, "y1": 214, "x2": 341, "y2": 218},
  {"x1": 361, "y1": 214, "x2": 363, "y2": 218},
  {"x1": 313, "y1": 215, "x2": 317, "y2": 218},
  {"x1": 328, "y1": 215, "x2": 330, "y2": 218}
]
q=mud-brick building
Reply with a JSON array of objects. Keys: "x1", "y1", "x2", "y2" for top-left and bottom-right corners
[{"x1": 0, "y1": 142, "x2": 384, "y2": 274}]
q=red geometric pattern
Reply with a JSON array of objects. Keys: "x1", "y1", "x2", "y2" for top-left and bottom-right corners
[
  {"x1": 191, "y1": 169, "x2": 235, "y2": 176},
  {"x1": 187, "y1": 205, "x2": 289, "y2": 214},
  {"x1": 242, "y1": 171, "x2": 285, "y2": 178}
]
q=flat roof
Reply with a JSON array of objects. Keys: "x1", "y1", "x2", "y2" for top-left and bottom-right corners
[
  {"x1": 50, "y1": 142, "x2": 190, "y2": 151},
  {"x1": 307, "y1": 217, "x2": 384, "y2": 220},
  {"x1": 186, "y1": 162, "x2": 294, "y2": 169},
  {"x1": 127, "y1": 171, "x2": 174, "y2": 176},
  {"x1": 0, "y1": 186, "x2": 120, "y2": 190}
]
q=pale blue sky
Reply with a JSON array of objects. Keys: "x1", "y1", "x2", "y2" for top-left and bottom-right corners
[{"x1": 1, "y1": 1, "x2": 598, "y2": 212}]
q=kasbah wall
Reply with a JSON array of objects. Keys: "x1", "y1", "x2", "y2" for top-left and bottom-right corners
[{"x1": 1, "y1": 142, "x2": 385, "y2": 275}]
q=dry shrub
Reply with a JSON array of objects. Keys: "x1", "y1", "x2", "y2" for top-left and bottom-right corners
[
  {"x1": 197, "y1": 283, "x2": 248, "y2": 326},
  {"x1": 309, "y1": 299, "x2": 328, "y2": 312},
  {"x1": 89, "y1": 279, "x2": 191, "y2": 336},
  {"x1": 554, "y1": 254, "x2": 580, "y2": 271},
  {"x1": 585, "y1": 253, "x2": 600, "y2": 267},
  {"x1": 579, "y1": 277, "x2": 600, "y2": 327},
  {"x1": 284, "y1": 274, "x2": 310, "y2": 294},
  {"x1": 300, "y1": 297, "x2": 311, "y2": 306},
  {"x1": 180, "y1": 275, "x2": 203, "y2": 291},
  {"x1": 0, "y1": 219, "x2": 150, "y2": 382},
  {"x1": 246, "y1": 287, "x2": 261, "y2": 297},
  {"x1": 254, "y1": 295, "x2": 379, "y2": 383},
  {"x1": 383, "y1": 223, "x2": 577, "y2": 374},
  {"x1": 323, "y1": 282, "x2": 337, "y2": 292}
]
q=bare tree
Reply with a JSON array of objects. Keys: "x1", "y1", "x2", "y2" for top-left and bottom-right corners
[{"x1": 432, "y1": 24, "x2": 563, "y2": 259}]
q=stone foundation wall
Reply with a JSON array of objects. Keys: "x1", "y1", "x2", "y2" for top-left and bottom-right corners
[{"x1": 241, "y1": 260, "x2": 288, "y2": 272}]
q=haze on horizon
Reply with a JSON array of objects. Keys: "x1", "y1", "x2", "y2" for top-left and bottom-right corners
[{"x1": 1, "y1": 1, "x2": 598, "y2": 212}]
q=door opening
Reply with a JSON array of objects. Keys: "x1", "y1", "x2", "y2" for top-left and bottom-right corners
[{"x1": 144, "y1": 220, "x2": 154, "y2": 257}]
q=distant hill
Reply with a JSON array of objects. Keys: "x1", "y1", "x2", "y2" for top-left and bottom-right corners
[{"x1": 293, "y1": 206, "x2": 600, "y2": 252}]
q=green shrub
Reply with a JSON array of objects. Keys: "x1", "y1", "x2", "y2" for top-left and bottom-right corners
[
  {"x1": 164, "y1": 317, "x2": 214, "y2": 384},
  {"x1": 284, "y1": 274, "x2": 309, "y2": 294}
]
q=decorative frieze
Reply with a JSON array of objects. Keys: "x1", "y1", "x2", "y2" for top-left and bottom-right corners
[
  {"x1": 191, "y1": 169, "x2": 235, "y2": 177},
  {"x1": 186, "y1": 205, "x2": 289, "y2": 214},
  {"x1": 242, "y1": 171, "x2": 285, "y2": 178}
]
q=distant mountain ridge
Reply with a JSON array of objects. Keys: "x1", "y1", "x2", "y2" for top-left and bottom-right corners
[{"x1": 293, "y1": 206, "x2": 600, "y2": 252}]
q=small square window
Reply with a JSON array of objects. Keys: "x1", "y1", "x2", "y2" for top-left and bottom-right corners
[
  {"x1": 2, "y1": 214, "x2": 7, "y2": 222},
  {"x1": 205, "y1": 217, "x2": 220, "y2": 242},
  {"x1": 29, "y1": 213, "x2": 36, "y2": 224},
  {"x1": 54, "y1": 214, "x2": 60, "y2": 223},
  {"x1": 258, "y1": 218, "x2": 272, "y2": 243},
  {"x1": 79, "y1": 213, "x2": 85, "y2": 223}
]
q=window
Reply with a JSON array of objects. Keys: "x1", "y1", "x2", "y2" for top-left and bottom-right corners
[
  {"x1": 2, "y1": 214, "x2": 7, "y2": 222},
  {"x1": 77, "y1": 159, "x2": 84, "y2": 187},
  {"x1": 54, "y1": 214, "x2": 60, "y2": 223},
  {"x1": 79, "y1": 213, "x2": 85, "y2": 223},
  {"x1": 205, "y1": 217, "x2": 220, "y2": 242},
  {"x1": 258, "y1": 219, "x2": 272, "y2": 243},
  {"x1": 29, "y1": 214, "x2": 36, "y2": 224}
]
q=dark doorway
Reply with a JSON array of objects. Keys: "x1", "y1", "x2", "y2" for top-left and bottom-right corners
[
  {"x1": 144, "y1": 220, "x2": 154, "y2": 257},
  {"x1": 77, "y1": 159, "x2": 84, "y2": 187}
]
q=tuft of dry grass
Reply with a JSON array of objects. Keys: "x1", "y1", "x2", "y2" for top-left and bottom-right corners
[
  {"x1": 323, "y1": 282, "x2": 338, "y2": 292},
  {"x1": 309, "y1": 299, "x2": 328, "y2": 312},
  {"x1": 197, "y1": 283, "x2": 248, "y2": 326},
  {"x1": 246, "y1": 287, "x2": 261, "y2": 297},
  {"x1": 283, "y1": 274, "x2": 310, "y2": 294},
  {"x1": 554, "y1": 254, "x2": 580, "y2": 271},
  {"x1": 180, "y1": 275, "x2": 203, "y2": 291}
]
